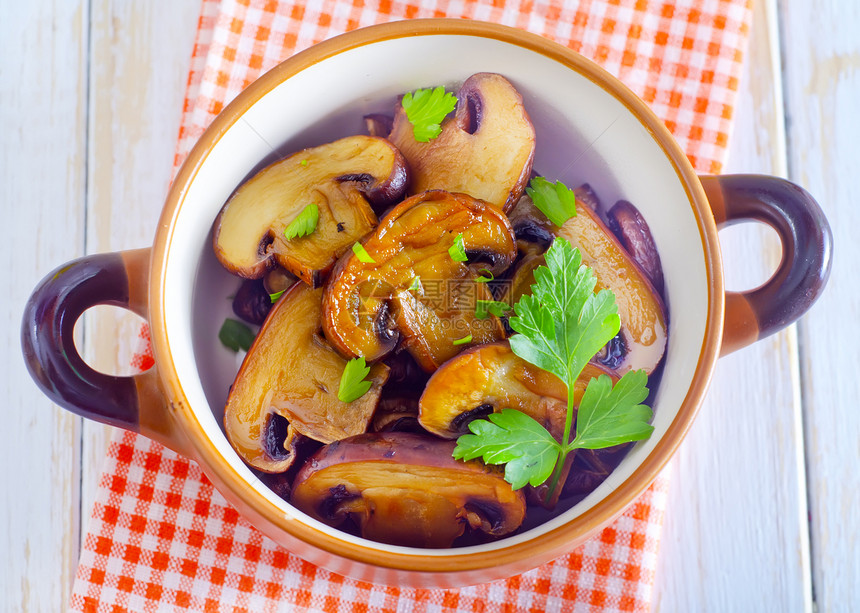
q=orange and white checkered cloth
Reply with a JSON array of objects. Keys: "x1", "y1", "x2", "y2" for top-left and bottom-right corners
[{"x1": 70, "y1": 1, "x2": 751, "y2": 611}]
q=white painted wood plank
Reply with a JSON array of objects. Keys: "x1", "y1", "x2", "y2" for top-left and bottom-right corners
[
  {"x1": 653, "y1": 0, "x2": 812, "y2": 610},
  {"x1": 0, "y1": 3, "x2": 89, "y2": 612},
  {"x1": 80, "y1": 0, "x2": 200, "y2": 528},
  {"x1": 778, "y1": 0, "x2": 860, "y2": 609}
]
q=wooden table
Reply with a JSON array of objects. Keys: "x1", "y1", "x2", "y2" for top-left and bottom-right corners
[{"x1": 3, "y1": 1, "x2": 857, "y2": 611}]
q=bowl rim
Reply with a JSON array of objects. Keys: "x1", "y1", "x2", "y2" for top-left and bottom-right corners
[{"x1": 150, "y1": 18, "x2": 723, "y2": 574}]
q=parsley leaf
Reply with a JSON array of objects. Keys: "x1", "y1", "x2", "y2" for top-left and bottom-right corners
[
  {"x1": 509, "y1": 240, "x2": 620, "y2": 386},
  {"x1": 448, "y1": 233, "x2": 467, "y2": 262},
  {"x1": 571, "y1": 371, "x2": 654, "y2": 449},
  {"x1": 283, "y1": 203, "x2": 319, "y2": 240},
  {"x1": 338, "y1": 356, "x2": 373, "y2": 403},
  {"x1": 352, "y1": 242, "x2": 376, "y2": 264},
  {"x1": 526, "y1": 177, "x2": 577, "y2": 227},
  {"x1": 219, "y1": 318, "x2": 255, "y2": 352},
  {"x1": 454, "y1": 409, "x2": 561, "y2": 489},
  {"x1": 475, "y1": 269, "x2": 494, "y2": 283},
  {"x1": 452, "y1": 334, "x2": 472, "y2": 346},
  {"x1": 408, "y1": 275, "x2": 422, "y2": 292},
  {"x1": 269, "y1": 289, "x2": 286, "y2": 304},
  {"x1": 401, "y1": 86, "x2": 458, "y2": 142},
  {"x1": 453, "y1": 238, "x2": 654, "y2": 499},
  {"x1": 475, "y1": 299, "x2": 512, "y2": 320}
]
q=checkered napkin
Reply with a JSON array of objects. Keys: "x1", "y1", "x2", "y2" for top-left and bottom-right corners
[{"x1": 70, "y1": 1, "x2": 751, "y2": 611}]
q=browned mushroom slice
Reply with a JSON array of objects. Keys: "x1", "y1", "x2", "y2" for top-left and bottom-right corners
[
  {"x1": 507, "y1": 185, "x2": 602, "y2": 256},
  {"x1": 505, "y1": 194, "x2": 667, "y2": 375},
  {"x1": 606, "y1": 200, "x2": 665, "y2": 296},
  {"x1": 263, "y1": 266, "x2": 299, "y2": 296},
  {"x1": 392, "y1": 281, "x2": 505, "y2": 371},
  {"x1": 389, "y1": 73, "x2": 535, "y2": 212},
  {"x1": 231, "y1": 278, "x2": 273, "y2": 325},
  {"x1": 363, "y1": 113, "x2": 393, "y2": 137},
  {"x1": 418, "y1": 342, "x2": 616, "y2": 440},
  {"x1": 224, "y1": 284, "x2": 389, "y2": 473},
  {"x1": 213, "y1": 135, "x2": 409, "y2": 286},
  {"x1": 322, "y1": 190, "x2": 516, "y2": 367},
  {"x1": 290, "y1": 432, "x2": 526, "y2": 548},
  {"x1": 500, "y1": 253, "x2": 544, "y2": 309},
  {"x1": 371, "y1": 395, "x2": 422, "y2": 433}
]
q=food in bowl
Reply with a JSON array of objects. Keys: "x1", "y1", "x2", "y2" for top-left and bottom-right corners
[{"x1": 210, "y1": 73, "x2": 668, "y2": 548}]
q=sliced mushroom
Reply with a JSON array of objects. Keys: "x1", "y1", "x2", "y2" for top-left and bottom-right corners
[
  {"x1": 363, "y1": 113, "x2": 393, "y2": 137},
  {"x1": 606, "y1": 200, "x2": 665, "y2": 296},
  {"x1": 500, "y1": 253, "x2": 544, "y2": 308},
  {"x1": 322, "y1": 190, "x2": 516, "y2": 369},
  {"x1": 252, "y1": 436, "x2": 323, "y2": 501},
  {"x1": 506, "y1": 193, "x2": 668, "y2": 375},
  {"x1": 231, "y1": 278, "x2": 273, "y2": 325},
  {"x1": 371, "y1": 395, "x2": 422, "y2": 433},
  {"x1": 213, "y1": 135, "x2": 409, "y2": 286},
  {"x1": 389, "y1": 73, "x2": 535, "y2": 212},
  {"x1": 224, "y1": 284, "x2": 389, "y2": 473},
  {"x1": 290, "y1": 432, "x2": 526, "y2": 548},
  {"x1": 418, "y1": 342, "x2": 616, "y2": 440},
  {"x1": 508, "y1": 185, "x2": 602, "y2": 256},
  {"x1": 263, "y1": 266, "x2": 299, "y2": 296},
  {"x1": 392, "y1": 281, "x2": 505, "y2": 371}
]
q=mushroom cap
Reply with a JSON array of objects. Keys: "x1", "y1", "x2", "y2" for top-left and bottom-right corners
[
  {"x1": 224, "y1": 284, "x2": 389, "y2": 473},
  {"x1": 321, "y1": 190, "x2": 516, "y2": 368},
  {"x1": 507, "y1": 192, "x2": 667, "y2": 375},
  {"x1": 389, "y1": 73, "x2": 535, "y2": 212},
  {"x1": 213, "y1": 135, "x2": 409, "y2": 286},
  {"x1": 418, "y1": 342, "x2": 616, "y2": 440},
  {"x1": 290, "y1": 431, "x2": 526, "y2": 548}
]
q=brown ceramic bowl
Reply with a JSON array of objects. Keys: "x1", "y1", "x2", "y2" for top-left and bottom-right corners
[{"x1": 21, "y1": 20, "x2": 831, "y2": 587}]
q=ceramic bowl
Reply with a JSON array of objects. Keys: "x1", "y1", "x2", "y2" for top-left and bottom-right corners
[{"x1": 22, "y1": 19, "x2": 831, "y2": 587}]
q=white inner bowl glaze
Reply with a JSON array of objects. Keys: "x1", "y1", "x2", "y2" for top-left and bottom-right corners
[{"x1": 164, "y1": 32, "x2": 707, "y2": 556}]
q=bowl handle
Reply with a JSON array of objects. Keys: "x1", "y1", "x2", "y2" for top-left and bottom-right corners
[
  {"x1": 20, "y1": 248, "x2": 192, "y2": 456},
  {"x1": 701, "y1": 174, "x2": 833, "y2": 356}
]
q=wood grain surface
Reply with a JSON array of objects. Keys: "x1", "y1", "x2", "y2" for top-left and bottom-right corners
[{"x1": 1, "y1": 1, "x2": 856, "y2": 611}]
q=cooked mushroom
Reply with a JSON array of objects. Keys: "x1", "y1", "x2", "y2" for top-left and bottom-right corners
[
  {"x1": 263, "y1": 266, "x2": 299, "y2": 296},
  {"x1": 322, "y1": 190, "x2": 516, "y2": 370},
  {"x1": 418, "y1": 342, "x2": 616, "y2": 439},
  {"x1": 392, "y1": 280, "x2": 505, "y2": 371},
  {"x1": 506, "y1": 193, "x2": 667, "y2": 375},
  {"x1": 371, "y1": 396, "x2": 422, "y2": 433},
  {"x1": 213, "y1": 135, "x2": 409, "y2": 286},
  {"x1": 231, "y1": 278, "x2": 273, "y2": 325},
  {"x1": 388, "y1": 73, "x2": 535, "y2": 212},
  {"x1": 363, "y1": 113, "x2": 393, "y2": 137},
  {"x1": 501, "y1": 253, "x2": 544, "y2": 308},
  {"x1": 290, "y1": 432, "x2": 526, "y2": 548},
  {"x1": 224, "y1": 284, "x2": 389, "y2": 473},
  {"x1": 508, "y1": 184, "x2": 602, "y2": 256},
  {"x1": 606, "y1": 200, "x2": 665, "y2": 296}
]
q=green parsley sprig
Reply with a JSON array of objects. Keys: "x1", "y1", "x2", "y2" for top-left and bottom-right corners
[
  {"x1": 453, "y1": 239, "x2": 654, "y2": 500},
  {"x1": 475, "y1": 269, "x2": 494, "y2": 283},
  {"x1": 283, "y1": 203, "x2": 319, "y2": 240},
  {"x1": 338, "y1": 356, "x2": 373, "y2": 403},
  {"x1": 526, "y1": 177, "x2": 578, "y2": 227},
  {"x1": 452, "y1": 334, "x2": 472, "y2": 346},
  {"x1": 352, "y1": 242, "x2": 376, "y2": 264},
  {"x1": 448, "y1": 233, "x2": 468, "y2": 262},
  {"x1": 218, "y1": 318, "x2": 255, "y2": 353},
  {"x1": 401, "y1": 86, "x2": 458, "y2": 142},
  {"x1": 475, "y1": 299, "x2": 512, "y2": 319}
]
